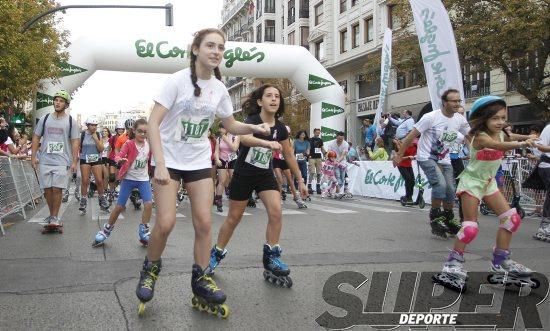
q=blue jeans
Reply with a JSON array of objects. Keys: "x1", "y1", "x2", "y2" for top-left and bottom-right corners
[
  {"x1": 297, "y1": 160, "x2": 308, "y2": 185},
  {"x1": 335, "y1": 165, "x2": 346, "y2": 188},
  {"x1": 418, "y1": 159, "x2": 455, "y2": 203}
]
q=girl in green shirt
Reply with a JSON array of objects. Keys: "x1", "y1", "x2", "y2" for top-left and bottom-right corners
[{"x1": 367, "y1": 138, "x2": 389, "y2": 161}]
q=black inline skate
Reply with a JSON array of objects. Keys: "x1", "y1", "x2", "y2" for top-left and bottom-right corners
[
  {"x1": 130, "y1": 189, "x2": 141, "y2": 210},
  {"x1": 263, "y1": 244, "x2": 292, "y2": 288},
  {"x1": 433, "y1": 250, "x2": 467, "y2": 293},
  {"x1": 99, "y1": 195, "x2": 110, "y2": 212},
  {"x1": 247, "y1": 196, "x2": 256, "y2": 208},
  {"x1": 136, "y1": 258, "x2": 162, "y2": 316},
  {"x1": 429, "y1": 208, "x2": 449, "y2": 239},
  {"x1": 443, "y1": 209, "x2": 461, "y2": 236},
  {"x1": 214, "y1": 195, "x2": 223, "y2": 213},
  {"x1": 191, "y1": 264, "x2": 229, "y2": 318},
  {"x1": 316, "y1": 183, "x2": 321, "y2": 195},
  {"x1": 307, "y1": 184, "x2": 314, "y2": 195}
]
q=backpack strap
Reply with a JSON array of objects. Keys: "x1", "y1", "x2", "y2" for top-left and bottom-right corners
[
  {"x1": 69, "y1": 115, "x2": 73, "y2": 139},
  {"x1": 41, "y1": 113, "x2": 50, "y2": 137}
]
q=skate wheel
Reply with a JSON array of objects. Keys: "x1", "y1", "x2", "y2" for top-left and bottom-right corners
[
  {"x1": 219, "y1": 304, "x2": 230, "y2": 318},
  {"x1": 419, "y1": 199, "x2": 426, "y2": 209},
  {"x1": 199, "y1": 303, "x2": 208, "y2": 312},
  {"x1": 137, "y1": 302, "x2": 146, "y2": 316},
  {"x1": 531, "y1": 278, "x2": 540, "y2": 289},
  {"x1": 487, "y1": 274, "x2": 499, "y2": 285},
  {"x1": 284, "y1": 276, "x2": 293, "y2": 288},
  {"x1": 58, "y1": 229, "x2": 63, "y2": 234},
  {"x1": 209, "y1": 305, "x2": 218, "y2": 315},
  {"x1": 191, "y1": 296, "x2": 199, "y2": 308}
]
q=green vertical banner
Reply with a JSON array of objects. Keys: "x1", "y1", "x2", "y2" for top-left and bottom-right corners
[
  {"x1": 321, "y1": 126, "x2": 340, "y2": 142},
  {"x1": 36, "y1": 92, "x2": 54, "y2": 110}
]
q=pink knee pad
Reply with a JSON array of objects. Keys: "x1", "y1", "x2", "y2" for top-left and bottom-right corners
[
  {"x1": 457, "y1": 221, "x2": 479, "y2": 244},
  {"x1": 499, "y1": 208, "x2": 521, "y2": 232}
]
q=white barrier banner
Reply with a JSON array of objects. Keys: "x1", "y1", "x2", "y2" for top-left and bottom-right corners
[
  {"x1": 347, "y1": 161, "x2": 432, "y2": 201},
  {"x1": 409, "y1": 0, "x2": 464, "y2": 110},
  {"x1": 373, "y1": 28, "x2": 392, "y2": 127}
]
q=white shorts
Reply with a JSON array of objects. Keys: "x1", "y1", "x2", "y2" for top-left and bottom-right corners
[{"x1": 39, "y1": 164, "x2": 70, "y2": 189}]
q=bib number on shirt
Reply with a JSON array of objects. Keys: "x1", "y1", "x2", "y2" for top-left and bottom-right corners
[
  {"x1": 46, "y1": 142, "x2": 64, "y2": 154},
  {"x1": 315, "y1": 148, "x2": 322, "y2": 155},
  {"x1": 295, "y1": 153, "x2": 305, "y2": 161},
  {"x1": 229, "y1": 153, "x2": 238, "y2": 162},
  {"x1": 85, "y1": 154, "x2": 100, "y2": 163},
  {"x1": 134, "y1": 159, "x2": 147, "y2": 169},
  {"x1": 322, "y1": 164, "x2": 334, "y2": 172},
  {"x1": 175, "y1": 116, "x2": 210, "y2": 143},
  {"x1": 245, "y1": 147, "x2": 272, "y2": 169}
]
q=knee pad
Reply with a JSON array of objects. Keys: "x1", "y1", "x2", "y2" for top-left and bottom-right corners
[
  {"x1": 109, "y1": 174, "x2": 116, "y2": 183},
  {"x1": 499, "y1": 208, "x2": 521, "y2": 233},
  {"x1": 457, "y1": 221, "x2": 479, "y2": 244}
]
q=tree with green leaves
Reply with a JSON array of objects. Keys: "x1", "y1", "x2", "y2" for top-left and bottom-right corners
[
  {"x1": 0, "y1": 0, "x2": 69, "y2": 112},
  {"x1": 366, "y1": 0, "x2": 549, "y2": 116}
]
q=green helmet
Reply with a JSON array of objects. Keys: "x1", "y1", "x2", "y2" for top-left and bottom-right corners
[{"x1": 53, "y1": 90, "x2": 71, "y2": 104}]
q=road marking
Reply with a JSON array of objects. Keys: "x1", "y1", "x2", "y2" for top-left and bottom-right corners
[
  {"x1": 306, "y1": 203, "x2": 358, "y2": 214},
  {"x1": 28, "y1": 196, "x2": 74, "y2": 223},
  {"x1": 214, "y1": 210, "x2": 251, "y2": 217},
  {"x1": 310, "y1": 198, "x2": 409, "y2": 213},
  {"x1": 255, "y1": 203, "x2": 307, "y2": 215}
]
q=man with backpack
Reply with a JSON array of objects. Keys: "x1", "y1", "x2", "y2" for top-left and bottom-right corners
[{"x1": 31, "y1": 90, "x2": 80, "y2": 226}]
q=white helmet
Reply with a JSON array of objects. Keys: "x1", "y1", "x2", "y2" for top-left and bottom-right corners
[
  {"x1": 86, "y1": 116, "x2": 99, "y2": 125},
  {"x1": 115, "y1": 121, "x2": 125, "y2": 130}
]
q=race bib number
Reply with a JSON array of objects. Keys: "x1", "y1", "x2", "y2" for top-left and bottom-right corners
[
  {"x1": 85, "y1": 154, "x2": 100, "y2": 163},
  {"x1": 315, "y1": 148, "x2": 322, "y2": 154},
  {"x1": 322, "y1": 164, "x2": 334, "y2": 172},
  {"x1": 295, "y1": 153, "x2": 305, "y2": 161},
  {"x1": 174, "y1": 116, "x2": 210, "y2": 143},
  {"x1": 46, "y1": 142, "x2": 64, "y2": 154},
  {"x1": 245, "y1": 147, "x2": 272, "y2": 169},
  {"x1": 134, "y1": 159, "x2": 147, "y2": 169},
  {"x1": 229, "y1": 153, "x2": 238, "y2": 162}
]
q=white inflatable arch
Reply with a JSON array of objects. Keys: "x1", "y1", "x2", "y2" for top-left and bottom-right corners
[{"x1": 35, "y1": 34, "x2": 345, "y2": 142}]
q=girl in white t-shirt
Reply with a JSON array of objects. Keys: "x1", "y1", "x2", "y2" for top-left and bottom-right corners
[{"x1": 135, "y1": 28, "x2": 269, "y2": 318}]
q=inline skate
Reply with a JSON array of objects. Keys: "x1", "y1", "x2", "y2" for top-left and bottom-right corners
[
  {"x1": 487, "y1": 248, "x2": 540, "y2": 289},
  {"x1": 432, "y1": 250, "x2": 467, "y2": 293},
  {"x1": 191, "y1": 264, "x2": 229, "y2": 318},
  {"x1": 138, "y1": 223, "x2": 150, "y2": 247},
  {"x1": 247, "y1": 196, "x2": 256, "y2": 208},
  {"x1": 62, "y1": 189, "x2": 69, "y2": 203},
  {"x1": 130, "y1": 189, "x2": 141, "y2": 210},
  {"x1": 316, "y1": 183, "x2": 321, "y2": 195},
  {"x1": 443, "y1": 209, "x2": 461, "y2": 236},
  {"x1": 533, "y1": 219, "x2": 550, "y2": 242},
  {"x1": 263, "y1": 244, "x2": 292, "y2": 288},
  {"x1": 99, "y1": 195, "x2": 110, "y2": 212},
  {"x1": 92, "y1": 223, "x2": 113, "y2": 247},
  {"x1": 136, "y1": 258, "x2": 162, "y2": 316},
  {"x1": 429, "y1": 208, "x2": 449, "y2": 239},
  {"x1": 79, "y1": 197, "x2": 87, "y2": 215},
  {"x1": 307, "y1": 184, "x2": 314, "y2": 195},
  {"x1": 294, "y1": 196, "x2": 307, "y2": 209},
  {"x1": 207, "y1": 245, "x2": 227, "y2": 276},
  {"x1": 214, "y1": 195, "x2": 223, "y2": 213}
]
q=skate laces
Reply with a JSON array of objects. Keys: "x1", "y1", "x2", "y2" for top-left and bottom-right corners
[
  {"x1": 199, "y1": 275, "x2": 220, "y2": 292},
  {"x1": 141, "y1": 266, "x2": 160, "y2": 290}
]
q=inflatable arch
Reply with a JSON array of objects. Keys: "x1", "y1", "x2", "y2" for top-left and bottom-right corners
[{"x1": 35, "y1": 35, "x2": 345, "y2": 142}]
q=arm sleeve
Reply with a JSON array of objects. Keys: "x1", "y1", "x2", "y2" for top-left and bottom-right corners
[
  {"x1": 413, "y1": 113, "x2": 433, "y2": 134},
  {"x1": 153, "y1": 75, "x2": 178, "y2": 110},
  {"x1": 216, "y1": 90, "x2": 234, "y2": 119},
  {"x1": 115, "y1": 140, "x2": 130, "y2": 162}
]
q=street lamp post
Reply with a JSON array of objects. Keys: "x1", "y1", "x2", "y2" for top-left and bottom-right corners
[{"x1": 21, "y1": 3, "x2": 173, "y2": 33}]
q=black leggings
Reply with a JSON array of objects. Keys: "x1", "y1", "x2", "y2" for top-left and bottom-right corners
[{"x1": 398, "y1": 166, "x2": 415, "y2": 200}]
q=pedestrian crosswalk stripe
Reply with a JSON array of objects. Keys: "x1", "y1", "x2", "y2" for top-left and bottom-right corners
[
  {"x1": 255, "y1": 203, "x2": 307, "y2": 215},
  {"x1": 28, "y1": 196, "x2": 74, "y2": 223},
  {"x1": 310, "y1": 197, "x2": 408, "y2": 213},
  {"x1": 306, "y1": 203, "x2": 358, "y2": 214},
  {"x1": 214, "y1": 210, "x2": 251, "y2": 217}
]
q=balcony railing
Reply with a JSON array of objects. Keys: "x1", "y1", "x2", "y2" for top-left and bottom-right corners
[
  {"x1": 248, "y1": 17, "x2": 254, "y2": 25},
  {"x1": 464, "y1": 83, "x2": 490, "y2": 99},
  {"x1": 234, "y1": 29, "x2": 242, "y2": 37},
  {"x1": 241, "y1": 23, "x2": 248, "y2": 31},
  {"x1": 222, "y1": 0, "x2": 247, "y2": 24}
]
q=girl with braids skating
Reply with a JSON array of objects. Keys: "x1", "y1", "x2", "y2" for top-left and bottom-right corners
[
  {"x1": 135, "y1": 28, "x2": 270, "y2": 318},
  {"x1": 208, "y1": 84, "x2": 308, "y2": 288}
]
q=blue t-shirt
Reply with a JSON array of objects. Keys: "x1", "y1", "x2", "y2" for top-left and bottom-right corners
[
  {"x1": 365, "y1": 125, "x2": 376, "y2": 144},
  {"x1": 80, "y1": 131, "x2": 102, "y2": 162},
  {"x1": 294, "y1": 139, "x2": 310, "y2": 154}
]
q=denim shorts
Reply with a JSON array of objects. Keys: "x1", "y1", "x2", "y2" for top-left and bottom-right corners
[{"x1": 418, "y1": 159, "x2": 456, "y2": 202}]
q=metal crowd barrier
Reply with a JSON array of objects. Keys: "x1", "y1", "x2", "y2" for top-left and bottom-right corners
[
  {"x1": 501, "y1": 157, "x2": 546, "y2": 215},
  {"x1": 0, "y1": 157, "x2": 42, "y2": 235}
]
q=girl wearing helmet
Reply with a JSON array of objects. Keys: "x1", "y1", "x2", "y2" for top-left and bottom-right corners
[
  {"x1": 320, "y1": 150, "x2": 339, "y2": 198},
  {"x1": 207, "y1": 84, "x2": 308, "y2": 288},
  {"x1": 79, "y1": 117, "x2": 109, "y2": 213},
  {"x1": 135, "y1": 28, "x2": 270, "y2": 317},
  {"x1": 433, "y1": 95, "x2": 537, "y2": 293}
]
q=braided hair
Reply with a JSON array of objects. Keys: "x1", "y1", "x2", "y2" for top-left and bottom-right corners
[{"x1": 190, "y1": 28, "x2": 225, "y2": 97}]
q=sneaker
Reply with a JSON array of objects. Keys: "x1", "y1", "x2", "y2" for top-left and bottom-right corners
[{"x1": 39, "y1": 216, "x2": 53, "y2": 225}]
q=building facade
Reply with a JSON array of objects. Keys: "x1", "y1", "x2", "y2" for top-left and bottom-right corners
[{"x1": 220, "y1": 0, "x2": 541, "y2": 145}]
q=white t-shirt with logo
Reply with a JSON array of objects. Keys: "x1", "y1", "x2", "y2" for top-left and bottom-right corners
[
  {"x1": 153, "y1": 68, "x2": 233, "y2": 170},
  {"x1": 414, "y1": 109, "x2": 470, "y2": 165},
  {"x1": 126, "y1": 141, "x2": 150, "y2": 181},
  {"x1": 327, "y1": 140, "x2": 349, "y2": 159}
]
